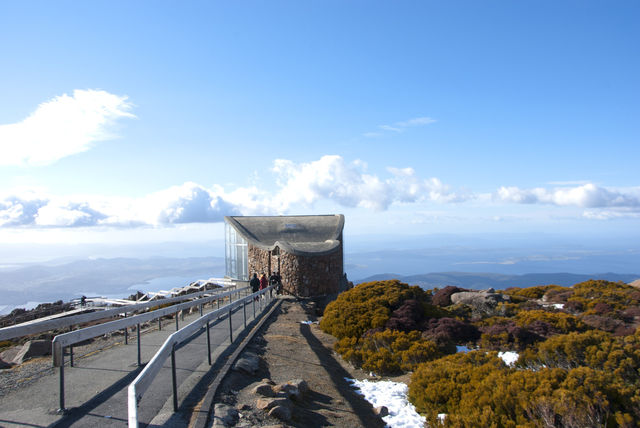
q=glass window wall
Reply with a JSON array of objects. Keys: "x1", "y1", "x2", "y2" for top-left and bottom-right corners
[{"x1": 225, "y1": 223, "x2": 248, "y2": 280}]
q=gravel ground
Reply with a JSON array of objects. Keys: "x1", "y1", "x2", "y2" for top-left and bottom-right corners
[{"x1": 213, "y1": 297, "x2": 398, "y2": 428}]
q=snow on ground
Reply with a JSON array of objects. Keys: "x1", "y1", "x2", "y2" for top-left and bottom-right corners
[
  {"x1": 498, "y1": 351, "x2": 519, "y2": 366},
  {"x1": 347, "y1": 378, "x2": 426, "y2": 428}
]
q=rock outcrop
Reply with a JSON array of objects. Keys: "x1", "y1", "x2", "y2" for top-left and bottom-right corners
[{"x1": 450, "y1": 290, "x2": 511, "y2": 314}]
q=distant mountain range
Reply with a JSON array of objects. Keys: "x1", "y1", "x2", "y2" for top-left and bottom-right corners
[{"x1": 356, "y1": 272, "x2": 640, "y2": 290}]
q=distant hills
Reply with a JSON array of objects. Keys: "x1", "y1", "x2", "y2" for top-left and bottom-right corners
[{"x1": 356, "y1": 272, "x2": 640, "y2": 290}]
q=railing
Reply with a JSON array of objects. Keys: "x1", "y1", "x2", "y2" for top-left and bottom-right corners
[
  {"x1": 52, "y1": 286, "x2": 250, "y2": 412},
  {"x1": 127, "y1": 285, "x2": 276, "y2": 428},
  {"x1": 0, "y1": 281, "x2": 236, "y2": 342}
]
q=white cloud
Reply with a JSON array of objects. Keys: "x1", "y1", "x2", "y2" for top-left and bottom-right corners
[
  {"x1": 0, "y1": 89, "x2": 135, "y2": 166},
  {"x1": 142, "y1": 182, "x2": 241, "y2": 224},
  {"x1": 495, "y1": 183, "x2": 640, "y2": 209},
  {"x1": 0, "y1": 194, "x2": 48, "y2": 227},
  {"x1": 0, "y1": 155, "x2": 471, "y2": 229},
  {"x1": 35, "y1": 202, "x2": 107, "y2": 227},
  {"x1": 396, "y1": 117, "x2": 437, "y2": 127},
  {"x1": 271, "y1": 155, "x2": 470, "y2": 211},
  {"x1": 364, "y1": 116, "x2": 436, "y2": 138}
]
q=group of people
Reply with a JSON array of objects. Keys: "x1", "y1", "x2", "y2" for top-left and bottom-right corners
[{"x1": 250, "y1": 270, "x2": 282, "y2": 297}]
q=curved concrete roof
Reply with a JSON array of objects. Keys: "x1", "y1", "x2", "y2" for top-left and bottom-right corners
[{"x1": 224, "y1": 214, "x2": 344, "y2": 256}]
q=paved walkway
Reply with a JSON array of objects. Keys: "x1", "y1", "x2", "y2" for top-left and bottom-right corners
[{"x1": 0, "y1": 293, "x2": 273, "y2": 428}]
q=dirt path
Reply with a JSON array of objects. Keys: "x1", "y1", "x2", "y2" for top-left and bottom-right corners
[{"x1": 213, "y1": 297, "x2": 390, "y2": 427}]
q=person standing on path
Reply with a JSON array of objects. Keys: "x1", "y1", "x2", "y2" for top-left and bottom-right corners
[
  {"x1": 259, "y1": 274, "x2": 268, "y2": 298},
  {"x1": 250, "y1": 273, "x2": 260, "y2": 301}
]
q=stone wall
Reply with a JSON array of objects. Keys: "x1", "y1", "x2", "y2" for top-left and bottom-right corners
[{"x1": 248, "y1": 243, "x2": 343, "y2": 297}]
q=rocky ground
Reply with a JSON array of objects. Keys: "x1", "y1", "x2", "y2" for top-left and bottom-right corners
[{"x1": 210, "y1": 297, "x2": 401, "y2": 428}]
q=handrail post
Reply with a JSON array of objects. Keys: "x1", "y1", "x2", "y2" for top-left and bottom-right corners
[
  {"x1": 199, "y1": 303, "x2": 203, "y2": 317},
  {"x1": 58, "y1": 356, "x2": 65, "y2": 413},
  {"x1": 128, "y1": 384, "x2": 138, "y2": 428},
  {"x1": 69, "y1": 327, "x2": 74, "y2": 367},
  {"x1": 171, "y1": 343, "x2": 178, "y2": 412},
  {"x1": 252, "y1": 296, "x2": 255, "y2": 319},
  {"x1": 228, "y1": 306, "x2": 233, "y2": 344},
  {"x1": 124, "y1": 313, "x2": 128, "y2": 345},
  {"x1": 175, "y1": 312, "x2": 179, "y2": 331},
  {"x1": 137, "y1": 323, "x2": 141, "y2": 367},
  {"x1": 206, "y1": 320, "x2": 211, "y2": 365},
  {"x1": 158, "y1": 317, "x2": 162, "y2": 331},
  {"x1": 243, "y1": 299, "x2": 247, "y2": 328}
]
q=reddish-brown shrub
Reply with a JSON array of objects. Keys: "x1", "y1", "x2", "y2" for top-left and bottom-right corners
[
  {"x1": 385, "y1": 299, "x2": 424, "y2": 332},
  {"x1": 581, "y1": 314, "x2": 622, "y2": 333},
  {"x1": 422, "y1": 317, "x2": 480, "y2": 344},
  {"x1": 592, "y1": 302, "x2": 614, "y2": 315},
  {"x1": 432, "y1": 286, "x2": 468, "y2": 307}
]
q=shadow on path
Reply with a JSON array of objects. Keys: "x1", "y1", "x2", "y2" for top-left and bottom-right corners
[
  {"x1": 51, "y1": 366, "x2": 143, "y2": 427},
  {"x1": 299, "y1": 323, "x2": 385, "y2": 428}
]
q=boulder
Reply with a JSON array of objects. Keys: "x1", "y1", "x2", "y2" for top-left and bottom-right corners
[
  {"x1": 374, "y1": 406, "x2": 389, "y2": 417},
  {"x1": 1, "y1": 340, "x2": 51, "y2": 365},
  {"x1": 268, "y1": 405, "x2": 292, "y2": 421},
  {"x1": 256, "y1": 397, "x2": 290, "y2": 411},
  {"x1": 0, "y1": 347, "x2": 21, "y2": 366},
  {"x1": 450, "y1": 291, "x2": 510, "y2": 312},
  {"x1": 288, "y1": 379, "x2": 309, "y2": 394},
  {"x1": 273, "y1": 383, "x2": 300, "y2": 400},
  {"x1": 274, "y1": 379, "x2": 309, "y2": 400},
  {"x1": 212, "y1": 403, "x2": 238, "y2": 427},
  {"x1": 252, "y1": 383, "x2": 275, "y2": 397},
  {"x1": 233, "y1": 352, "x2": 260, "y2": 375}
]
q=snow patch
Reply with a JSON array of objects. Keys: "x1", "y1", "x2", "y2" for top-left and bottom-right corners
[
  {"x1": 498, "y1": 351, "x2": 519, "y2": 366},
  {"x1": 347, "y1": 378, "x2": 426, "y2": 428}
]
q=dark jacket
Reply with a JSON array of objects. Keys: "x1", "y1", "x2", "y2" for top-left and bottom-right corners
[{"x1": 250, "y1": 276, "x2": 260, "y2": 292}]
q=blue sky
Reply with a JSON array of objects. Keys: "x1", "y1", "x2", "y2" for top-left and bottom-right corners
[{"x1": 1, "y1": 1, "x2": 639, "y2": 254}]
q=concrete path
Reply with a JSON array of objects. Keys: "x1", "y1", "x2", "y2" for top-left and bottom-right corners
[{"x1": 0, "y1": 293, "x2": 273, "y2": 428}]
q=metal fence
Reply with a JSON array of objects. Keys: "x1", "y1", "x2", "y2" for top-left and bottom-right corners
[
  {"x1": 0, "y1": 282, "x2": 236, "y2": 342},
  {"x1": 127, "y1": 286, "x2": 276, "y2": 428},
  {"x1": 51, "y1": 286, "x2": 250, "y2": 412}
]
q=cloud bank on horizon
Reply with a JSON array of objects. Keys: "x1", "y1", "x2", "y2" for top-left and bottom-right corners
[{"x1": 0, "y1": 89, "x2": 135, "y2": 167}]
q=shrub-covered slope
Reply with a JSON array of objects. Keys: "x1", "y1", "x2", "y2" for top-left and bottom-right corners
[{"x1": 320, "y1": 279, "x2": 640, "y2": 427}]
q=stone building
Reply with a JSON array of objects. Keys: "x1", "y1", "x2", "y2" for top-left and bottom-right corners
[{"x1": 224, "y1": 215, "x2": 345, "y2": 297}]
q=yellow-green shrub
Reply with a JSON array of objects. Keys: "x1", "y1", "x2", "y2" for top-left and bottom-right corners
[
  {"x1": 335, "y1": 329, "x2": 444, "y2": 375},
  {"x1": 504, "y1": 285, "x2": 568, "y2": 300},
  {"x1": 409, "y1": 349, "x2": 639, "y2": 427},
  {"x1": 320, "y1": 280, "x2": 431, "y2": 339},
  {"x1": 569, "y1": 280, "x2": 640, "y2": 312},
  {"x1": 515, "y1": 309, "x2": 588, "y2": 333}
]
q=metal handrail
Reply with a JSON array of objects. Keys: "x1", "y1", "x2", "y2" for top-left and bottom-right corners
[
  {"x1": 127, "y1": 286, "x2": 275, "y2": 428},
  {"x1": 52, "y1": 286, "x2": 250, "y2": 412},
  {"x1": 0, "y1": 282, "x2": 236, "y2": 342},
  {"x1": 51, "y1": 286, "x2": 247, "y2": 366}
]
